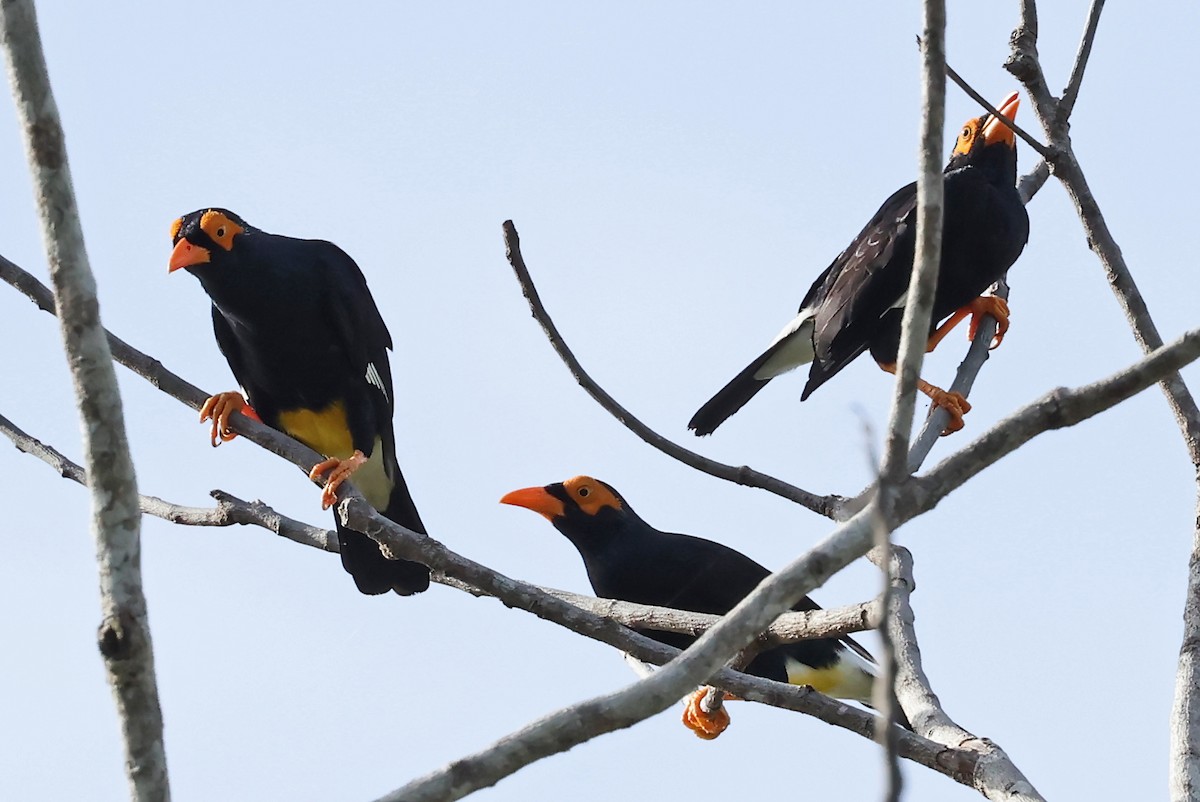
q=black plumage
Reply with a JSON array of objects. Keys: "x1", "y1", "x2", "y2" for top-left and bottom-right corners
[
  {"x1": 690, "y1": 92, "x2": 1029, "y2": 436},
  {"x1": 170, "y1": 208, "x2": 429, "y2": 595},
  {"x1": 501, "y1": 475, "x2": 874, "y2": 737}
]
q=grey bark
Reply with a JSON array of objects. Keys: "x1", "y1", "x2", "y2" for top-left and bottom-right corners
[{"x1": 0, "y1": 1, "x2": 169, "y2": 799}]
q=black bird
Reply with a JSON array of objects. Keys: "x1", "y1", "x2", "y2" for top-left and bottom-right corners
[
  {"x1": 501, "y1": 475, "x2": 875, "y2": 738},
  {"x1": 689, "y1": 91, "x2": 1029, "y2": 437},
  {"x1": 169, "y1": 208, "x2": 429, "y2": 595}
]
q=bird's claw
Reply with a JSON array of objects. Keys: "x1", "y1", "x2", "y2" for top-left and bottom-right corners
[
  {"x1": 681, "y1": 688, "x2": 730, "y2": 740},
  {"x1": 928, "y1": 388, "x2": 972, "y2": 436},
  {"x1": 199, "y1": 392, "x2": 257, "y2": 447},
  {"x1": 967, "y1": 296, "x2": 1010, "y2": 350},
  {"x1": 309, "y1": 450, "x2": 368, "y2": 510}
]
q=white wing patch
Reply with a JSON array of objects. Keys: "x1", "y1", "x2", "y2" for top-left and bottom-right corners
[
  {"x1": 755, "y1": 310, "x2": 817, "y2": 380},
  {"x1": 365, "y1": 362, "x2": 389, "y2": 402}
]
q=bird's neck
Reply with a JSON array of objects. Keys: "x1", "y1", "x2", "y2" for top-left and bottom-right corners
[{"x1": 193, "y1": 263, "x2": 276, "y2": 320}]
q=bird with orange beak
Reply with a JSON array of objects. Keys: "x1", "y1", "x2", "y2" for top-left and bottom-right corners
[
  {"x1": 690, "y1": 91, "x2": 1029, "y2": 437},
  {"x1": 170, "y1": 208, "x2": 430, "y2": 596},
  {"x1": 501, "y1": 475, "x2": 876, "y2": 739}
]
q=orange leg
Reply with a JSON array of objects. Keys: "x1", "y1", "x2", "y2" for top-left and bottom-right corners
[
  {"x1": 681, "y1": 688, "x2": 732, "y2": 740},
  {"x1": 309, "y1": 450, "x2": 367, "y2": 510},
  {"x1": 199, "y1": 392, "x2": 260, "y2": 447},
  {"x1": 925, "y1": 307, "x2": 972, "y2": 353},
  {"x1": 879, "y1": 363, "x2": 972, "y2": 436},
  {"x1": 926, "y1": 296, "x2": 1011, "y2": 353}
]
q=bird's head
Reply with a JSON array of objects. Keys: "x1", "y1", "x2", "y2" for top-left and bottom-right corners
[
  {"x1": 168, "y1": 208, "x2": 251, "y2": 274},
  {"x1": 946, "y1": 91, "x2": 1021, "y2": 179},
  {"x1": 501, "y1": 475, "x2": 635, "y2": 542}
]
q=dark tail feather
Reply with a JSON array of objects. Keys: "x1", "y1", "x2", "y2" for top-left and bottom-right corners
[
  {"x1": 337, "y1": 471, "x2": 431, "y2": 596},
  {"x1": 688, "y1": 352, "x2": 775, "y2": 436}
]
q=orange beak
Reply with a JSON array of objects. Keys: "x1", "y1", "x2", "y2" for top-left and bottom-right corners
[
  {"x1": 982, "y1": 91, "x2": 1020, "y2": 148},
  {"x1": 169, "y1": 238, "x2": 211, "y2": 273},
  {"x1": 500, "y1": 486, "x2": 565, "y2": 521}
]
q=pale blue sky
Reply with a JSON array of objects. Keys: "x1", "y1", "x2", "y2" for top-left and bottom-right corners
[{"x1": 3, "y1": 3, "x2": 1198, "y2": 800}]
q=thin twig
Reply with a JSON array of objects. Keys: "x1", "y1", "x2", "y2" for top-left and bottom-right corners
[
  {"x1": 501, "y1": 221, "x2": 846, "y2": 519},
  {"x1": 916, "y1": 34, "x2": 1053, "y2": 159},
  {"x1": 941, "y1": 55, "x2": 1053, "y2": 160},
  {"x1": 0, "y1": 256, "x2": 337, "y2": 474},
  {"x1": 1058, "y1": 0, "x2": 1106, "y2": 121},
  {"x1": 1, "y1": 4, "x2": 169, "y2": 799},
  {"x1": 1, "y1": 408, "x2": 885, "y2": 650}
]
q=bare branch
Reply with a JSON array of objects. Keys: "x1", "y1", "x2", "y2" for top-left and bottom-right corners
[
  {"x1": 359, "y1": 500, "x2": 889, "y2": 802},
  {"x1": 1003, "y1": 13, "x2": 1200, "y2": 789},
  {"x1": 9, "y1": 190, "x2": 1193, "y2": 800},
  {"x1": 1016, "y1": 160, "x2": 1050, "y2": 205},
  {"x1": 536, "y1": 587, "x2": 881, "y2": 645},
  {"x1": 0, "y1": 409, "x2": 894, "y2": 709},
  {"x1": 869, "y1": 6, "x2": 947, "y2": 797},
  {"x1": 7, "y1": 406, "x2": 884, "y2": 651},
  {"x1": 501, "y1": 221, "x2": 846, "y2": 519},
  {"x1": 1059, "y1": 0, "x2": 1106, "y2": 121},
  {"x1": 0, "y1": 409, "x2": 337, "y2": 550},
  {"x1": 887, "y1": 547, "x2": 1045, "y2": 801},
  {"x1": 0, "y1": 256, "x2": 338, "y2": 475},
  {"x1": 881, "y1": 2, "x2": 945, "y2": 483},
  {"x1": 1051, "y1": 156, "x2": 1200, "y2": 453},
  {"x1": 9, "y1": 233, "x2": 1189, "y2": 796},
  {"x1": 1004, "y1": 3, "x2": 1059, "y2": 134},
  {"x1": 912, "y1": 327, "x2": 1200, "y2": 516},
  {"x1": 1, "y1": 3, "x2": 169, "y2": 799}
]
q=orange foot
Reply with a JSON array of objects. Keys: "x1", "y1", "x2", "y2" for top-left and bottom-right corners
[
  {"x1": 199, "y1": 392, "x2": 260, "y2": 447},
  {"x1": 925, "y1": 295, "x2": 1012, "y2": 353},
  {"x1": 681, "y1": 688, "x2": 730, "y2": 740},
  {"x1": 309, "y1": 450, "x2": 367, "y2": 510},
  {"x1": 967, "y1": 296, "x2": 1010, "y2": 350},
  {"x1": 922, "y1": 382, "x2": 972, "y2": 436}
]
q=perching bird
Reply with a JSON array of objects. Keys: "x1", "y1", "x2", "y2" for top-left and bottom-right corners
[
  {"x1": 169, "y1": 208, "x2": 430, "y2": 595},
  {"x1": 689, "y1": 91, "x2": 1029, "y2": 437},
  {"x1": 500, "y1": 475, "x2": 875, "y2": 739}
]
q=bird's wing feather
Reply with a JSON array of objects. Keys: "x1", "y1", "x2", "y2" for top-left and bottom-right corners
[
  {"x1": 802, "y1": 182, "x2": 920, "y2": 395},
  {"x1": 317, "y1": 242, "x2": 395, "y2": 410}
]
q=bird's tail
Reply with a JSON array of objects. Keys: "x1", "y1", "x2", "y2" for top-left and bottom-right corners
[
  {"x1": 336, "y1": 470, "x2": 431, "y2": 596},
  {"x1": 688, "y1": 354, "x2": 775, "y2": 436},
  {"x1": 688, "y1": 312, "x2": 816, "y2": 436}
]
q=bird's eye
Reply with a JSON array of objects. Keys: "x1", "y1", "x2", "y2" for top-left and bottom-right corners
[
  {"x1": 578, "y1": 487, "x2": 590, "y2": 497},
  {"x1": 961, "y1": 126, "x2": 971, "y2": 140},
  {"x1": 216, "y1": 226, "x2": 226, "y2": 238}
]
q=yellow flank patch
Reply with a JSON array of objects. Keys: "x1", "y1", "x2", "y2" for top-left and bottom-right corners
[
  {"x1": 785, "y1": 656, "x2": 873, "y2": 703},
  {"x1": 279, "y1": 402, "x2": 354, "y2": 459}
]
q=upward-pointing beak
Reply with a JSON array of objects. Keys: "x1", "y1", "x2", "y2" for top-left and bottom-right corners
[{"x1": 982, "y1": 91, "x2": 1020, "y2": 148}]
